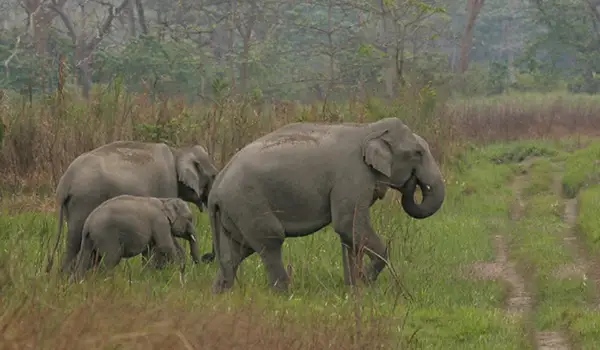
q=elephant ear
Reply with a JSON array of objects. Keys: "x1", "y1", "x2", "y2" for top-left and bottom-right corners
[
  {"x1": 176, "y1": 156, "x2": 203, "y2": 199},
  {"x1": 362, "y1": 130, "x2": 393, "y2": 178},
  {"x1": 163, "y1": 198, "x2": 192, "y2": 224},
  {"x1": 163, "y1": 198, "x2": 179, "y2": 224}
]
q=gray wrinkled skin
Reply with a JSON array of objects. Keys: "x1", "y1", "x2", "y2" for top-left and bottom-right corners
[
  {"x1": 72, "y1": 195, "x2": 198, "y2": 280},
  {"x1": 208, "y1": 117, "x2": 445, "y2": 294},
  {"x1": 46, "y1": 141, "x2": 219, "y2": 275}
]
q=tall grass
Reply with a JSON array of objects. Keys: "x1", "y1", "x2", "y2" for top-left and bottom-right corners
[{"x1": 3, "y1": 86, "x2": 600, "y2": 194}]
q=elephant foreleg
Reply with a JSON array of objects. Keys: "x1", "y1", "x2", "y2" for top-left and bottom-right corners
[
  {"x1": 141, "y1": 245, "x2": 159, "y2": 269},
  {"x1": 340, "y1": 242, "x2": 366, "y2": 286},
  {"x1": 332, "y1": 209, "x2": 388, "y2": 285}
]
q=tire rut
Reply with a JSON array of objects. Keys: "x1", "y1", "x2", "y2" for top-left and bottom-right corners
[
  {"x1": 506, "y1": 160, "x2": 570, "y2": 350},
  {"x1": 463, "y1": 158, "x2": 574, "y2": 349},
  {"x1": 504, "y1": 169, "x2": 532, "y2": 315},
  {"x1": 551, "y1": 167, "x2": 600, "y2": 309}
]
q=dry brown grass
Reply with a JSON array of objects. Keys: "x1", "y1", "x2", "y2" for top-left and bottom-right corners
[
  {"x1": 450, "y1": 93, "x2": 600, "y2": 142},
  {"x1": 0, "y1": 85, "x2": 458, "y2": 194},
  {"x1": 3, "y1": 89, "x2": 600, "y2": 196},
  {"x1": 0, "y1": 292, "x2": 392, "y2": 349}
]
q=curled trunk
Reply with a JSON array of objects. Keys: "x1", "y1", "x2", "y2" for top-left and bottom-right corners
[{"x1": 400, "y1": 176, "x2": 445, "y2": 219}]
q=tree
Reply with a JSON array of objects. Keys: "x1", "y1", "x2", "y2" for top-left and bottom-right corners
[
  {"x1": 50, "y1": 0, "x2": 130, "y2": 98},
  {"x1": 458, "y1": 0, "x2": 484, "y2": 73}
]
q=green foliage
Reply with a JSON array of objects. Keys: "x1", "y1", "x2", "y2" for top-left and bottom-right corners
[
  {"x1": 484, "y1": 141, "x2": 559, "y2": 164},
  {"x1": 487, "y1": 61, "x2": 510, "y2": 95},
  {"x1": 577, "y1": 184, "x2": 600, "y2": 252},
  {"x1": 93, "y1": 35, "x2": 209, "y2": 98},
  {"x1": 522, "y1": 158, "x2": 556, "y2": 197}
]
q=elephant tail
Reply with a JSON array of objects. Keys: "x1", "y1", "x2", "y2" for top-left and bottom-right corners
[
  {"x1": 45, "y1": 194, "x2": 69, "y2": 273},
  {"x1": 208, "y1": 202, "x2": 224, "y2": 277}
]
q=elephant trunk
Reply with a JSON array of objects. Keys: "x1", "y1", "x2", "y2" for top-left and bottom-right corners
[
  {"x1": 400, "y1": 175, "x2": 445, "y2": 219},
  {"x1": 186, "y1": 222, "x2": 197, "y2": 243}
]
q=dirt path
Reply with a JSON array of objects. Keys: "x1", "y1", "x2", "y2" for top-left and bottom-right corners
[
  {"x1": 512, "y1": 162, "x2": 571, "y2": 350},
  {"x1": 550, "y1": 167, "x2": 600, "y2": 309},
  {"x1": 466, "y1": 159, "x2": 571, "y2": 350},
  {"x1": 504, "y1": 170, "x2": 533, "y2": 315}
]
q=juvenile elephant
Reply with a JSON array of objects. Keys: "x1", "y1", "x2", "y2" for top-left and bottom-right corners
[
  {"x1": 73, "y1": 195, "x2": 197, "y2": 279},
  {"x1": 47, "y1": 141, "x2": 219, "y2": 275},
  {"x1": 208, "y1": 117, "x2": 445, "y2": 293}
]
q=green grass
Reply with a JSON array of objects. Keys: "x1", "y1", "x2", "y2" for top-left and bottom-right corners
[
  {"x1": 562, "y1": 140, "x2": 600, "y2": 198},
  {"x1": 4, "y1": 138, "x2": 600, "y2": 348},
  {"x1": 577, "y1": 184, "x2": 600, "y2": 254}
]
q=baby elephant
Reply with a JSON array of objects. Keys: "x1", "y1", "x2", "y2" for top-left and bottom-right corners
[{"x1": 72, "y1": 195, "x2": 197, "y2": 279}]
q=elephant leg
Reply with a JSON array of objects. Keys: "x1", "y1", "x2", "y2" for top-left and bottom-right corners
[
  {"x1": 338, "y1": 231, "x2": 387, "y2": 284},
  {"x1": 332, "y1": 205, "x2": 388, "y2": 285},
  {"x1": 93, "y1": 236, "x2": 124, "y2": 273},
  {"x1": 257, "y1": 242, "x2": 289, "y2": 293},
  {"x1": 152, "y1": 228, "x2": 182, "y2": 268},
  {"x1": 141, "y1": 245, "x2": 158, "y2": 270},
  {"x1": 212, "y1": 233, "x2": 254, "y2": 294},
  {"x1": 72, "y1": 244, "x2": 94, "y2": 281},
  {"x1": 244, "y1": 222, "x2": 289, "y2": 292},
  {"x1": 360, "y1": 234, "x2": 388, "y2": 283},
  {"x1": 341, "y1": 242, "x2": 365, "y2": 286},
  {"x1": 97, "y1": 250, "x2": 122, "y2": 272}
]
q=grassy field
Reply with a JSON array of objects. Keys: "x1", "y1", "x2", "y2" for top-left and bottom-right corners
[
  {"x1": 3, "y1": 135, "x2": 600, "y2": 348},
  {"x1": 4, "y1": 90, "x2": 600, "y2": 348}
]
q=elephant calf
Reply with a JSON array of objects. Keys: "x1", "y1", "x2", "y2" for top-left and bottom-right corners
[{"x1": 72, "y1": 195, "x2": 198, "y2": 279}]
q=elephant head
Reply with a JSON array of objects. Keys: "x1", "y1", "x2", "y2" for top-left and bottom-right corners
[
  {"x1": 161, "y1": 198, "x2": 198, "y2": 242},
  {"x1": 173, "y1": 145, "x2": 219, "y2": 211},
  {"x1": 362, "y1": 118, "x2": 445, "y2": 219}
]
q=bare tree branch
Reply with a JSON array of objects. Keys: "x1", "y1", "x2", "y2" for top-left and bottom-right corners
[{"x1": 4, "y1": 36, "x2": 21, "y2": 78}]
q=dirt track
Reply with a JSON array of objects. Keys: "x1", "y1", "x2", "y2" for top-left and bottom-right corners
[{"x1": 463, "y1": 156, "x2": 600, "y2": 350}]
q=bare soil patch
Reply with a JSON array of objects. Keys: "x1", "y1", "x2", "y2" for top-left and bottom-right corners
[{"x1": 536, "y1": 331, "x2": 571, "y2": 350}]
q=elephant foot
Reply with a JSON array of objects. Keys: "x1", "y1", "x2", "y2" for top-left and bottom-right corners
[
  {"x1": 268, "y1": 277, "x2": 290, "y2": 294},
  {"x1": 211, "y1": 277, "x2": 232, "y2": 294},
  {"x1": 200, "y1": 252, "x2": 215, "y2": 263}
]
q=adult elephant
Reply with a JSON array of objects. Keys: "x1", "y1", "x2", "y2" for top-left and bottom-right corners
[
  {"x1": 46, "y1": 140, "x2": 219, "y2": 274},
  {"x1": 208, "y1": 117, "x2": 445, "y2": 294}
]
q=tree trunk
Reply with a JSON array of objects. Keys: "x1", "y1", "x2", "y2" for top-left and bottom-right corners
[
  {"x1": 228, "y1": 0, "x2": 237, "y2": 93},
  {"x1": 458, "y1": 0, "x2": 485, "y2": 74}
]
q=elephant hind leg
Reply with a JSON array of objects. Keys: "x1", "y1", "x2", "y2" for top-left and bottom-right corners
[
  {"x1": 237, "y1": 217, "x2": 289, "y2": 293},
  {"x1": 212, "y1": 233, "x2": 254, "y2": 294},
  {"x1": 72, "y1": 242, "x2": 95, "y2": 281},
  {"x1": 93, "y1": 239, "x2": 124, "y2": 273},
  {"x1": 96, "y1": 250, "x2": 123, "y2": 272}
]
